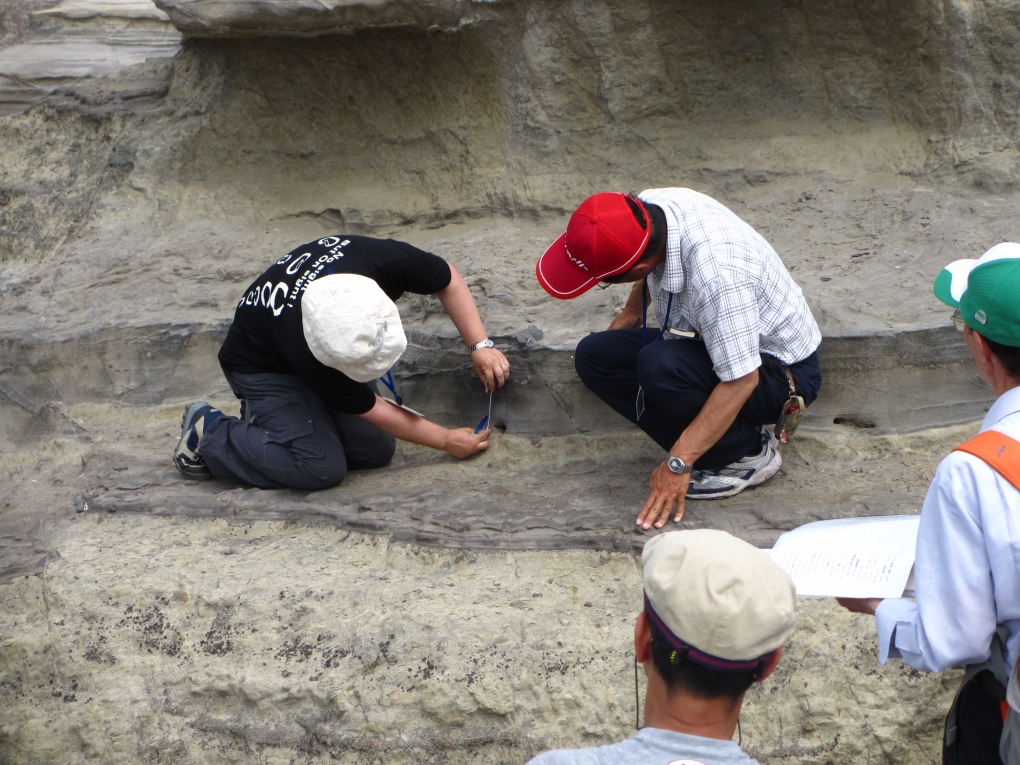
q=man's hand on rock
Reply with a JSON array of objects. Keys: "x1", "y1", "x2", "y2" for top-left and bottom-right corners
[
  {"x1": 472, "y1": 347, "x2": 510, "y2": 391},
  {"x1": 637, "y1": 461, "x2": 690, "y2": 530},
  {"x1": 444, "y1": 427, "x2": 490, "y2": 458},
  {"x1": 836, "y1": 598, "x2": 883, "y2": 616}
]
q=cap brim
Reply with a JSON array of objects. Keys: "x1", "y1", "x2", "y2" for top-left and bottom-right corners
[
  {"x1": 536, "y1": 231, "x2": 648, "y2": 300},
  {"x1": 536, "y1": 232, "x2": 601, "y2": 299},
  {"x1": 933, "y1": 259, "x2": 977, "y2": 309}
]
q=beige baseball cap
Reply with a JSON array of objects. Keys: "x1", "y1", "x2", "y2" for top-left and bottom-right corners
[
  {"x1": 642, "y1": 530, "x2": 796, "y2": 668},
  {"x1": 301, "y1": 273, "x2": 407, "y2": 383}
]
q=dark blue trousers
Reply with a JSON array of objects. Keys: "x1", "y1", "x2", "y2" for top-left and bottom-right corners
[
  {"x1": 574, "y1": 329, "x2": 821, "y2": 469},
  {"x1": 200, "y1": 371, "x2": 395, "y2": 491}
]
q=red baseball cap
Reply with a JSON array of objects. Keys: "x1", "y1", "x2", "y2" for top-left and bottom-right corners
[{"x1": 536, "y1": 192, "x2": 652, "y2": 299}]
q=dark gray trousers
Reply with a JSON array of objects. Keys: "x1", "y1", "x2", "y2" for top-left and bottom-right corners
[{"x1": 200, "y1": 370, "x2": 395, "y2": 490}]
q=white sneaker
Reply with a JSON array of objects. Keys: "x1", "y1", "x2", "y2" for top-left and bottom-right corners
[{"x1": 686, "y1": 427, "x2": 782, "y2": 500}]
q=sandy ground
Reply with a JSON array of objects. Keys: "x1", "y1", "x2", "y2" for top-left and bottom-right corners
[{"x1": 0, "y1": 516, "x2": 957, "y2": 765}]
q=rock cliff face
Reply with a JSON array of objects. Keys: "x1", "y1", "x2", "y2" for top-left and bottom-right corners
[{"x1": 2, "y1": 1, "x2": 1018, "y2": 763}]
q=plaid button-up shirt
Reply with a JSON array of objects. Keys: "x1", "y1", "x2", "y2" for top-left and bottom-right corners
[{"x1": 638, "y1": 188, "x2": 821, "y2": 382}]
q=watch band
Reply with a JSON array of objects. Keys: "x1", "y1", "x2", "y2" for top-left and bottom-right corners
[
  {"x1": 667, "y1": 456, "x2": 692, "y2": 474},
  {"x1": 468, "y1": 338, "x2": 494, "y2": 352}
]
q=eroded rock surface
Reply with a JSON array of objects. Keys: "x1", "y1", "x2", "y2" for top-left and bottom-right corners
[
  {"x1": 0, "y1": 391, "x2": 976, "y2": 587},
  {"x1": 0, "y1": 517, "x2": 957, "y2": 764},
  {"x1": 2, "y1": 2, "x2": 1015, "y2": 762},
  {"x1": 153, "y1": 0, "x2": 502, "y2": 37},
  {"x1": 0, "y1": 0, "x2": 179, "y2": 116}
]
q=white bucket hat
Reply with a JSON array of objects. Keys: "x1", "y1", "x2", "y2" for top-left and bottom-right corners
[
  {"x1": 301, "y1": 273, "x2": 407, "y2": 383},
  {"x1": 643, "y1": 529, "x2": 796, "y2": 666}
]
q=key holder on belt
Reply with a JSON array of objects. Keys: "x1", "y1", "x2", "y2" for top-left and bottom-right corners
[{"x1": 774, "y1": 367, "x2": 806, "y2": 444}]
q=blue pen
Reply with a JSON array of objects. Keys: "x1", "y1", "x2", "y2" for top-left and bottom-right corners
[{"x1": 474, "y1": 389, "x2": 493, "y2": 433}]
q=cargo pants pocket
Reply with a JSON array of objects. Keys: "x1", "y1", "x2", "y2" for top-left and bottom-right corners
[{"x1": 254, "y1": 398, "x2": 324, "y2": 464}]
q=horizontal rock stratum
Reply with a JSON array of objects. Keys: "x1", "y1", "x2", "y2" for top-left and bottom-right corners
[{"x1": 153, "y1": 0, "x2": 502, "y2": 36}]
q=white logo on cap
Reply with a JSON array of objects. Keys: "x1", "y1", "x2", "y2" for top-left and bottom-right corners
[
  {"x1": 667, "y1": 760, "x2": 707, "y2": 765},
  {"x1": 565, "y1": 245, "x2": 590, "y2": 272},
  {"x1": 975, "y1": 309, "x2": 988, "y2": 325}
]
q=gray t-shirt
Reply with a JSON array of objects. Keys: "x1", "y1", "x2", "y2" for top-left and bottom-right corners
[{"x1": 526, "y1": 727, "x2": 760, "y2": 765}]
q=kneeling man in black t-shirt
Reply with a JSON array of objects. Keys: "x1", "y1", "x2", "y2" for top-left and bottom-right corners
[{"x1": 172, "y1": 235, "x2": 509, "y2": 490}]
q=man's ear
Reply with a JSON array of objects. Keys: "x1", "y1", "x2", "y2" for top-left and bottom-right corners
[
  {"x1": 634, "y1": 611, "x2": 652, "y2": 663},
  {"x1": 968, "y1": 326, "x2": 1001, "y2": 388},
  {"x1": 755, "y1": 647, "x2": 783, "y2": 683},
  {"x1": 626, "y1": 260, "x2": 656, "y2": 281}
]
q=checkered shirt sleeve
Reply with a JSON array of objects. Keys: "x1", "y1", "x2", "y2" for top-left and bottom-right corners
[{"x1": 695, "y1": 278, "x2": 761, "y2": 380}]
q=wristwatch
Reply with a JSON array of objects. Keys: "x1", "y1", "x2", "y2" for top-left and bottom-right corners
[
  {"x1": 666, "y1": 455, "x2": 693, "y2": 474},
  {"x1": 468, "y1": 338, "x2": 494, "y2": 352}
]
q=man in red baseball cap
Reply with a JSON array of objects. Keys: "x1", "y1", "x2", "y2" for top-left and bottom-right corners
[{"x1": 536, "y1": 189, "x2": 822, "y2": 530}]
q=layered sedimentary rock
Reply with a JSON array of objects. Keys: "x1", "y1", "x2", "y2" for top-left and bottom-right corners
[
  {"x1": 2, "y1": 1, "x2": 1019, "y2": 762},
  {"x1": 0, "y1": 0, "x2": 179, "y2": 116},
  {"x1": 153, "y1": 0, "x2": 502, "y2": 37}
]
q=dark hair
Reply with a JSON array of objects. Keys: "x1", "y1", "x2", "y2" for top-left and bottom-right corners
[
  {"x1": 625, "y1": 197, "x2": 667, "y2": 263},
  {"x1": 985, "y1": 335, "x2": 1020, "y2": 381},
  {"x1": 648, "y1": 619, "x2": 759, "y2": 701}
]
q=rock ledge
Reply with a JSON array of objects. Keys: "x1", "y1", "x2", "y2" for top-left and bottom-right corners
[{"x1": 153, "y1": 0, "x2": 502, "y2": 37}]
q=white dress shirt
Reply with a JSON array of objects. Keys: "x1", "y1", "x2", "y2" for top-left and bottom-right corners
[
  {"x1": 637, "y1": 188, "x2": 821, "y2": 382},
  {"x1": 875, "y1": 385, "x2": 1020, "y2": 672}
]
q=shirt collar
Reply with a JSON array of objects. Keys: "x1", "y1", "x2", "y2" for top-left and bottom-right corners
[
  {"x1": 981, "y1": 385, "x2": 1020, "y2": 432},
  {"x1": 638, "y1": 189, "x2": 684, "y2": 294}
]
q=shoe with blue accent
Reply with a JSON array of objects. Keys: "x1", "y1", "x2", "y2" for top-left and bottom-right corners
[
  {"x1": 686, "y1": 426, "x2": 782, "y2": 500},
  {"x1": 174, "y1": 402, "x2": 222, "y2": 480}
]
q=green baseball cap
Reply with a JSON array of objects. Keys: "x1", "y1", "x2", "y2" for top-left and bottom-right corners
[{"x1": 934, "y1": 242, "x2": 1020, "y2": 347}]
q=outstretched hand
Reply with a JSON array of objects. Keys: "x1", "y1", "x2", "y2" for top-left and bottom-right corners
[
  {"x1": 637, "y1": 461, "x2": 690, "y2": 530},
  {"x1": 444, "y1": 427, "x2": 490, "y2": 459},
  {"x1": 472, "y1": 347, "x2": 510, "y2": 391}
]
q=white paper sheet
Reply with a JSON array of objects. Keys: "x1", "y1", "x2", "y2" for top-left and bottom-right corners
[
  {"x1": 767, "y1": 515, "x2": 920, "y2": 598},
  {"x1": 382, "y1": 397, "x2": 424, "y2": 418}
]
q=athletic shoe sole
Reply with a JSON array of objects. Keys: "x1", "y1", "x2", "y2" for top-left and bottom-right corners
[
  {"x1": 686, "y1": 447, "x2": 783, "y2": 501},
  {"x1": 174, "y1": 402, "x2": 213, "y2": 480}
]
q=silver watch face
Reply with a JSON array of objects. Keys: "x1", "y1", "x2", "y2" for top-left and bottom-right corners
[{"x1": 667, "y1": 456, "x2": 691, "y2": 474}]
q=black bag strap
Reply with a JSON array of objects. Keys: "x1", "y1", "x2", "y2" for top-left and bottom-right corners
[{"x1": 945, "y1": 624, "x2": 1010, "y2": 749}]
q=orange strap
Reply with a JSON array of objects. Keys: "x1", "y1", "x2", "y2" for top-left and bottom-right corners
[{"x1": 954, "y1": 430, "x2": 1020, "y2": 492}]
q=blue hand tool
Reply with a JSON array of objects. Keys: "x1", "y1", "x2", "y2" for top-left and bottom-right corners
[{"x1": 474, "y1": 389, "x2": 493, "y2": 434}]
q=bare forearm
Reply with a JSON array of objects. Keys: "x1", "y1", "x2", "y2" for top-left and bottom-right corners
[
  {"x1": 673, "y1": 370, "x2": 759, "y2": 463},
  {"x1": 436, "y1": 264, "x2": 487, "y2": 347},
  {"x1": 639, "y1": 368, "x2": 759, "y2": 530},
  {"x1": 608, "y1": 281, "x2": 646, "y2": 330},
  {"x1": 622, "y1": 280, "x2": 645, "y2": 315},
  {"x1": 436, "y1": 262, "x2": 511, "y2": 390},
  {"x1": 359, "y1": 395, "x2": 449, "y2": 450},
  {"x1": 359, "y1": 395, "x2": 489, "y2": 458}
]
